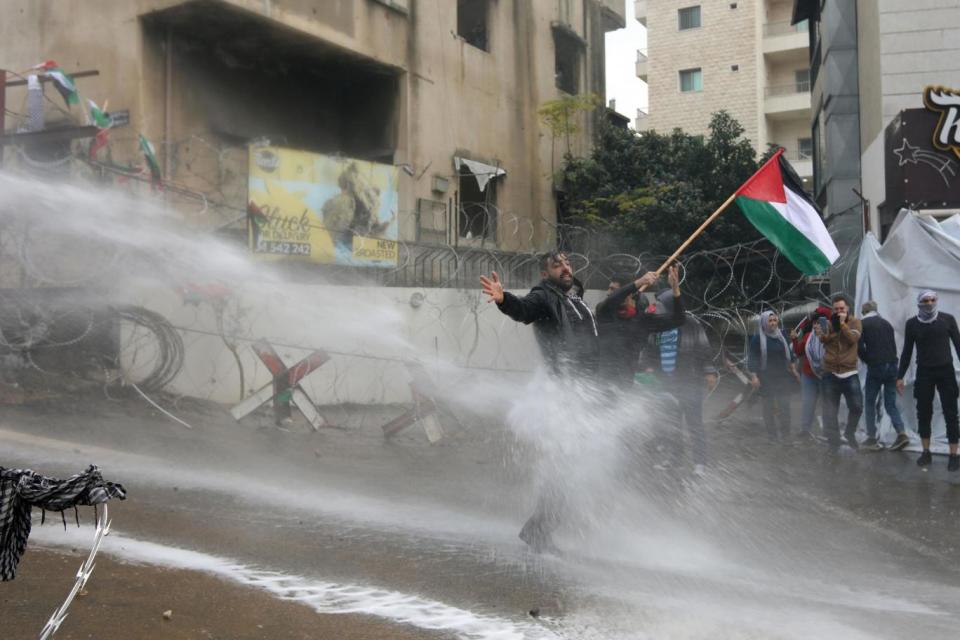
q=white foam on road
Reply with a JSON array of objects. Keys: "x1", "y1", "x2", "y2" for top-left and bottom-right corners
[{"x1": 31, "y1": 524, "x2": 558, "y2": 640}]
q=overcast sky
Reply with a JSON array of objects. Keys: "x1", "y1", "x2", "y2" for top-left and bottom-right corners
[{"x1": 605, "y1": 3, "x2": 648, "y2": 129}]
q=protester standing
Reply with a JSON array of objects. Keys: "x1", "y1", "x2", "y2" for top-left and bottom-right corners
[
  {"x1": 747, "y1": 311, "x2": 797, "y2": 442},
  {"x1": 859, "y1": 301, "x2": 909, "y2": 451},
  {"x1": 817, "y1": 294, "x2": 863, "y2": 450},
  {"x1": 595, "y1": 271, "x2": 685, "y2": 387},
  {"x1": 896, "y1": 290, "x2": 960, "y2": 470},
  {"x1": 642, "y1": 306, "x2": 718, "y2": 472},
  {"x1": 481, "y1": 251, "x2": 616, "y2": 550},
  {"x1": 790, "y1": 306, "x2": 832, "y2": 444}
]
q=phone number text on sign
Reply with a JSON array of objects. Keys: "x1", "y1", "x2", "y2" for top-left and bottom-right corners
[{"x1": 256, "y1": 240, "x2": 312, "y2": 257}]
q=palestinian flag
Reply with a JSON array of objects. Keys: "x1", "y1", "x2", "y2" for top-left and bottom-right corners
[
  {"x1": 87, "y1": 99, "x2": 112, "y2": 128},
  {"x1": 34, "y1": 60, "x2": 78, "y2": 106},
  {"x1": 734, "y1": 148, "x2": 839, "y2": 275},
  {"x1": 139, "y1": 134, "x2": 163, "y2": 186}
]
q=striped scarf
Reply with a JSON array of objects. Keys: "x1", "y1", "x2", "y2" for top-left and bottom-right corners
[{"x1": 1, "y1": 465, "x2": 126, "y2": 581}]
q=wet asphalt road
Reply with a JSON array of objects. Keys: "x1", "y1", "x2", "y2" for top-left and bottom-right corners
[{"x1": 3, "y1": 392, "x2": 960, "y2": 639}]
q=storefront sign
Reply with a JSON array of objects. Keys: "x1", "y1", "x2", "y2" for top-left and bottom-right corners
[{"x1": 924, "y1": 86, "x2": 960, "y2": 159}]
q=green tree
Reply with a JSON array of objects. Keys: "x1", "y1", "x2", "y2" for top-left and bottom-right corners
[
  {"x1": 558, "y1": 111, "x2": 804, "y2": 307},
  {"x1": 559, "y1": 110, "x2": 763, "y2": 256}
]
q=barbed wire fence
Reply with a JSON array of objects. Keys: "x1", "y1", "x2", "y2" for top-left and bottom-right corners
[{"x1": 0, "y1": 130, "x2": 859, "y2": 421}]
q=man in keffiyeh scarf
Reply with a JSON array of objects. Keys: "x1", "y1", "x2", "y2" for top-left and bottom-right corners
[
  {"x1": 747, "y1": 310, "x2": 797, "y2": 442},
  {"x1": 897, "y1": 290, "x2": 960, "y2": 470},
  {"x1": 0, "y1": 465, "x2": 126, "y2": 581}
]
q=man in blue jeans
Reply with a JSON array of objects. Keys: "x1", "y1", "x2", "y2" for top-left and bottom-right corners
[
  {"x1": 817, "y1": 294, "x2": 863, "y2": 449},
  {"x1": 858, "y1": 301, "x2": 909, "y2": 451}
]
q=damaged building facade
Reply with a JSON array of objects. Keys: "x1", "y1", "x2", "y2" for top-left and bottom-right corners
[{"x1": 1, "y1": 0, "x2": 625, "y2": 265}]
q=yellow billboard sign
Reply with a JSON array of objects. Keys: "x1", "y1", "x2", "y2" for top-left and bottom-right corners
[{"x1": 248, "y1": 145, "x2": 399, "y2": 266}]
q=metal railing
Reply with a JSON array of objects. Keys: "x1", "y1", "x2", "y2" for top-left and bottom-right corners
[
  {"x1": 763, "y1": 19, "x2": 809, "y2": 37},
  {"x1": 765, "y1": 81, "x2": 810, "y2": 97}
]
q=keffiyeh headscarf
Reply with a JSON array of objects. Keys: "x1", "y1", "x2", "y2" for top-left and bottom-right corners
[
  {"x1": 0, "y1": 465, "x2": 126, "y2": 581},
  {"x1": 917, "y1": 290, "x2": 939, "y2": 323},
  {"x1": 758, "y1": 310, "x2": 791, "y2": 371}
]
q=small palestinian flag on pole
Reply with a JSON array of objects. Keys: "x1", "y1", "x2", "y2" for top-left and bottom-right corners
[
  {"x1": 139, "y1": 134, "x2": 163, "y2": 187},
  {"x1": 34, "y1": 60, "x2": 79, "y2": 107},
  {"x1": 734, "y1": 148, "x2": 839, "y2": 275},
  {"x1": 87, "y1": 99, "x2": 112, "y2": 128}
]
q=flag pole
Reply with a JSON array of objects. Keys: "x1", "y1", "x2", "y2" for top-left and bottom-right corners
[{"x1": 638, "y1": 148, "x2": 785, "y2": 292}]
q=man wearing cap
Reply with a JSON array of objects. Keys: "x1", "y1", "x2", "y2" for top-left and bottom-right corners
[
  {"x1": 859, "y1": 301, "x2": 909, "y2": 451},
  {"x1": 896, "y1": 290, "x2": 960, "y2": 470}
]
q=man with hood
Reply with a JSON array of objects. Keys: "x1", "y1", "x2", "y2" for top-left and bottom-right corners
[
  {"x1": 859, "y1": 301, "x2": 909, "y2": 451},
  {"x1": 595, "y1": 269, "x2": 685, "y2": 387},
  {"x1": 479, "y1": 252, "x2": 661, "y2": 551},
  {"x1": 896, "y1": 290, "x2": 960, "y2": 470}
]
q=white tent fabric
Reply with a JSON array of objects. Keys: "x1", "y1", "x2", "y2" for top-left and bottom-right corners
[{"x1": 855, "y1": 210, "x2": 960, "y2": 451}]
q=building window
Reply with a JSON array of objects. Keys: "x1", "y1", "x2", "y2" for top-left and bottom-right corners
[
  {"x1": 678, "y1": 6, "x2": 702, "y2": 30},
  {"x1": 554, "y1": 27, "x2": 583, "y2": 94},
  {"x1": 795, "y1": 69, "x2": 810, "y2": 93},
  {"x1": 798, "y1": 137, "x2": 813, "y2": 160},
  {"x1": 457, "y1": 0, "x2": 489, "y2": 51},
  {"x1": 458, "y1": 164, "x2": 497, "y2": 241},
  {"x1": 730, "y1": 64, "x2": 739, "y2": 72},
  {"x1": 679, "y1": 68, "x2": 702, "y2": 92}
]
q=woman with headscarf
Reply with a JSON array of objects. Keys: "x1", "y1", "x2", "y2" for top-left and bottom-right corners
[
  {"x1": 747, "y1": 310, "x2": 798, "y2": 442},
  {"x1": 897, "y1": 290, "x2": 960, "y2": 470},
  {"x1": 791, "y1": 306, "x2": 832, "y2": 443}
]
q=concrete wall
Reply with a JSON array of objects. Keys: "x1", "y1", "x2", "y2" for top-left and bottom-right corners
[
  {"x1": 1, "y1": 1, "x2": 621, "y2": 254},
  {"x1": 119, "y1": 282, "x2": 607, "y2": 406}
]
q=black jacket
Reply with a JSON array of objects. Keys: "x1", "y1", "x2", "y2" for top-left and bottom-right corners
[
  {"x1": 594, "y1": 282, "x2": 685, "y2": 384},
  {"x1": 898, "y1": 312, "x2": 960, "y2": 379},
  {"x1": 497, "y1": 280, "x2": 600, "y2": 374},
  {"x1": 858, "y1": 314, "x2": 899, "y2": 366},
  {"x1": 640, "y1": 315, "x2": 718, "y2": 383}
]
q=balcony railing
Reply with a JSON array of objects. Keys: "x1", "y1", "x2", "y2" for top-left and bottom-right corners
[
  {"x1": 765, "y1": 81, "x2": 810, "y2": 97},
  {"x1": 763, "y1": 19, "x2": 809, "y2": 37},
  {"x1": 636, "y1": 49, "x2": 647, "y2": 62}
]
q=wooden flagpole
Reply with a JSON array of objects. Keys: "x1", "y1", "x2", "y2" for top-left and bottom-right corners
[{"x1": 638, "y1": 148, "x2": 785, "y2": 292}]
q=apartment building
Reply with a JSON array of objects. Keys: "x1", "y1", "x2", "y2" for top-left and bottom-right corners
[
  {"x1": 793, "y1": 0, "x2": 960, "y2": 272},
  {"x1": 635, "y1": 0, "x2": 813, "y2": 187},
  {"x1": 0, "y1": 0, "x2": 625, "y2": 260}
]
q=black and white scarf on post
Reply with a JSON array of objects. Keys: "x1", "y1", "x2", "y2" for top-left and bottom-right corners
[{"x1": 0, "y1": 465, "x2": 126, "y2": 581}]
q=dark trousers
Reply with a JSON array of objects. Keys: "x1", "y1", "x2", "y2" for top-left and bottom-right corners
[
  {"x1": 759, "y1": 374, "x2": 792, "y2": 440},
  {"x1": 864, "y1": 362, "x2": 905, "y2": 438},
  {"x1": 823, "y1": 372, "x2": 863, "y2": 443},
  {"x1": 914, "y1": 366, "x2": 960, "y2": 444},
  {"x1": 666, "y1": 382, "x2": 707, "y2": 465},
  {"x1": 519, "y1": 483, "x2": 564, "y2": 548}
]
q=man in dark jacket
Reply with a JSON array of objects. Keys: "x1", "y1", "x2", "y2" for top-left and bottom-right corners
[
  {"x1": 858, "y1": 301, "x2": 909, "y2": 451},
  {"x1": 480, "y1": 252, "x2": 645, "y2": 376},
  {"x1": 595, "y1": 268, "x2": 685, "y2": 386},
  {"x1": 896, "y1": 290, "x2": 960, "y2": 470},
  {"x1": 480, "y1": 251, "x2": 660, "y2": 551},
  {"x1": 641, "y1": 300, "x2": 717, "y2": 472}
]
